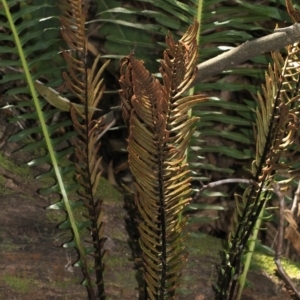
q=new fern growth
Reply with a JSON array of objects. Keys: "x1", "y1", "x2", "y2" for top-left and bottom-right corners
[{"x1": 119, "y1": 20, "x2": 207, "y2": 299}]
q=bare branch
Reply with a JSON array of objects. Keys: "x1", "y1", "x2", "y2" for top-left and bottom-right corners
[
  {"x1": 193, "y1": 23, "x2": 300, "y2": 85},
  {"x1": 197, "y1": 178, "x2": 256, "y2": 195}
]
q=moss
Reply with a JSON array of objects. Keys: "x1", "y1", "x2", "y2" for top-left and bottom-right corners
[
  {"x1": 0, "y1": 175, "x2": 14, "y2": 196},
  {"x1": 186, "y1": 232, "x2": 222, "y2": 257},
  {"x1": 0, "y1": 239, "x2": 22, "y2": 252},
  {"x1": 252, "y1": 252, "x2": 300, "y2": 279},
  {"x1": 106, "y1": 260, "x2": 136, "y2": 288},
  {"x1": 106, "y1": 255, "x2": 128, "y2": 268},
  {"x1": 52, "y1": 277, "x2": 79, "y2": 289},
  {"x1": 38, "y1": 173, "x2": 56, "y2": 190},
  {"x1": 32, "y1": 146, "x2": 47, "y2": 159},
  {"x1": 0, "y1": 226, "x2": 18, "y2": 250},
  {"x1": 0, "y1": 151, "x2": 30, "y2": 178},
  {"x1": 97, "y1": 177, "x2": 123, "y2": 203},
  {"x1": 3, "y1": 275, "x2": 33, "y2": 293},
  {"x1": 110, "y1": 226, "x2": 127, "y2": 241},
  {"x1": 185, "y1": 233, "x2": 300, "y2": 291},
  {"x1": 46, "y1": 209, "x2": 66, "y2": 224},
  {"x1": 177, "y1": 286, "x2": 194, "y2": 297}
]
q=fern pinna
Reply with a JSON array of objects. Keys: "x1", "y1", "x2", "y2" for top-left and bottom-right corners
[
  {"x1": 119, "y1": 21, "x2": 207, "y2": 299},
  {"x1": 216, "y1": 41, "x2": 300, "y2": 299},
  {"x1": 56, "y1": 0, "x2": 108, "y2": 299}
]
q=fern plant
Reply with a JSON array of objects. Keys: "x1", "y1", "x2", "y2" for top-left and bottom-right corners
[
  {"x1": 55, "y1": 1, "x2": 111, "y2": 298},
  {"x1": 119, "y1": 21, "x2": 207, "y2": 299},
  {"x1": 216, "y1": 31, "x2": 300, "y2": 300},
  {"x1": 1, "y1": 0, "x2": 109, "y2": 299}
]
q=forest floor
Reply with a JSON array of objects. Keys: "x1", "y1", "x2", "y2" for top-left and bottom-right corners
[{"x1": 0, "y1": 111, "x2": 299, "y2": 300}]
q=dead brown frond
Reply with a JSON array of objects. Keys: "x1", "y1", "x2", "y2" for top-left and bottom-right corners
[
  {"x1": 217, "y1": 42, "x2": 300, "y2": 300},
  {"x1": 59, "y1": 1, "x2": 108, "y2": 299},
  {"x1": 286, "y1": 0, "x2": 300, "y2": 23},
  {"x1": 119, "y1": 20, "x2": 207, "y2": 299}
]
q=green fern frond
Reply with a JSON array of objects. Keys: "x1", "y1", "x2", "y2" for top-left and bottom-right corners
[
  {"x1": 1, "y1": 3, "x2": 83, "y2": 294},
  {"x1": 190, "y1": 0, "x2": 291, "y2": 181},
  {"x1": 92, "y1": 0, "x2": 198, "y2": 72},
  {"x1": 1, "y1": 0, "x2": 71, "y2": 174}
]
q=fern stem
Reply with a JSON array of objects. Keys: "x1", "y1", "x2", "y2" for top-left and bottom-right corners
[
  {"x1": 236, "y1": 200, "x2": 266, "y2": 300},
  {"x1": 196, "y1": 0, "x2": 203, "y2": 46}
]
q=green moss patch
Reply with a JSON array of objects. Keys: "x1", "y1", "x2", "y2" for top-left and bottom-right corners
[
  {"x1": 97, "y1": 177, "x2": 123, "y2": 203},
  {"x1": 252, "y1": 252, "x2": 300, "y2": 280},
  {"x1": 0, "y1": 151, "x2": 30, "y2": 177},
  {"x1": 52, "y1": 277, "x2": 79, "y2": 290},
  {"x1": 3, "y1": 275, "x2": 33, "y2": 293},
  {"x1": 46, "y1": 209, "x2": 66, "y2": 224},
  {"x1": 187, "y1": 232, "x2": 222, "y2": 257},
  {"x1": 0, "y1": 175, "x2": 14, "y2": 195}
]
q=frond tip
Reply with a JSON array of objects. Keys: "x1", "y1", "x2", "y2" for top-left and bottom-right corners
[{"x1": 119, "y1": 20, "x2": 207, "y2": 299}]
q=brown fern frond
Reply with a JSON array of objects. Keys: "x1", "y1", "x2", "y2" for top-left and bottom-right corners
[
  {"x1": 59, "y1": 1, "x2": 108, "y2": 299},
  {"x1": 253, "y1": 46, "x2": 300, "y2": 181},
  {"x1": 119, "y1": 20, "x2": 207, "y2": 299},
  {"x1": 217, "y1": 44, "x2": 300, "y2": 300},
  {"x1": 286, "y1": 0, "x2": 300, "y2": 23},
  {"x1": 160, "y1": 22, "x2": 199, "y2": 100}
]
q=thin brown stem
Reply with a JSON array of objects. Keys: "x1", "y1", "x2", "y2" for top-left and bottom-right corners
[{"x1": 273, "y1": 183, "x2": 300, "y2": 299}]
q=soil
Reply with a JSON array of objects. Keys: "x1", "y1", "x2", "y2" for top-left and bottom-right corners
[{"x1": 0, "y1": 112, "x2": 298, "y2": 300}]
